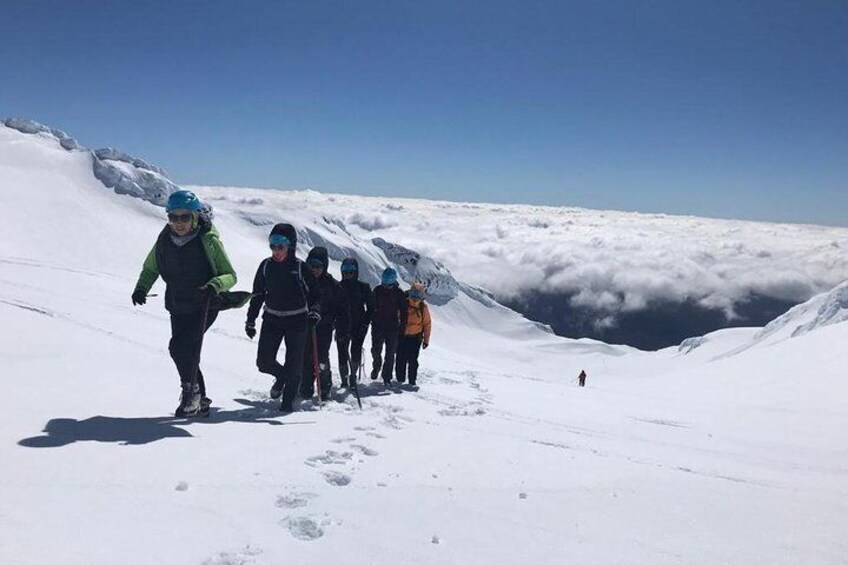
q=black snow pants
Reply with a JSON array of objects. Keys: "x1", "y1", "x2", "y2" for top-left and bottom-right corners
[
  {"x1": 169, "y1": 308, "x2": 219, "y2": 396},
  {"x1": 302, "y1": 323, "x2": 334, "y2": 397},
  {"x1": 371, "y1": 327, "x2": 399, "y2": 382},
  {"x1": 336, "y1": 328, "x2": 367, "y2": 382},
  {"x1": 256, "y1": 313, "x2": 309, "y2": 406},
  {"x1": 395, "y1": 334, "x2": 423, "y2": 384}
]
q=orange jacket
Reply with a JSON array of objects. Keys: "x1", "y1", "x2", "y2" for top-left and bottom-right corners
[{"x1": 403, "y1": 298, "x2": 431, "y2": 344}]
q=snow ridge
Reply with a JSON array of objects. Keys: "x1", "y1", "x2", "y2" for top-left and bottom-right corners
[
  {"x1": 4, "y1": 117, "x2": 177, "y2": 207},
  {"x1": 756, "y1": 280, "x2": 848, "y2": 341}
]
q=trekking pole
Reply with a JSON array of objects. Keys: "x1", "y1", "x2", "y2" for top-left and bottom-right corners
[
  {"x1": 311, "y1": 325, "x2": 323, "y2": 408},
  {"x1": 350, "y1": 346, "x2": 363, "y2": 410}
]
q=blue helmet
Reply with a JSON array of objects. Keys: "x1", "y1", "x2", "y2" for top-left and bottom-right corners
[
  {"x1": 166, "y1": 190, "x2": 202, "y2": 212},
  {"x1": 381, "y1": 268, "x2": 398, "y2": 286}
]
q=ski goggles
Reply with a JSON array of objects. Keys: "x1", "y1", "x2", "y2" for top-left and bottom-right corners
[
  {"x1": 268, "y1": 235, "x2": 291, "y2": 249},
  {"x1": 410, "y1": 289, "x2": 424, "y2": 299},
  {"x1": 340, "y1": 264, "x2": 358, "y2": 273},
  {"x1": 167, "y1": 212, "x2": 194, "y2": 223},
  {"x1": 306, "y1": 258, "x2": 324, "y2": 268}
]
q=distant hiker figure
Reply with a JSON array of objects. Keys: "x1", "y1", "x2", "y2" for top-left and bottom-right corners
[
  {"x1": 337, "y1": 257, "x2": 373, "y2": 388},
  {"x1": 396, "y1": 281, "x2": 431, "y2": 387},
  {"x1": 245, "y1": 224, "x2": 321, "y2": 413},
  {"x1": 301, "y1": 246, "x2": 350, "y2": 401},
  {"x1": 132, "y1": 190, "x2": 237, "y2": 417},
  {"x1": 578, "y1": 370, "x2": 587, "y2": 387},
  {"x1": 371, "y1": 268, "x2": 407, "y2": 385}
]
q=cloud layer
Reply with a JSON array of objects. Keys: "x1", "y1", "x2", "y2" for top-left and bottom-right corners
[{"x1": 197, "y1": 187, "x2": 848, "y2": 323}]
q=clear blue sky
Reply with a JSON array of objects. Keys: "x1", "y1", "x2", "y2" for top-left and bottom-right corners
[{"x1": 2, "y1": 1, "x2": 846, "y2": 226}]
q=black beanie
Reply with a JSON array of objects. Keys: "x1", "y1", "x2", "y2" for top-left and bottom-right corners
[{"x1": 306, "y1": 246, "x2": 329, "y2": 270}]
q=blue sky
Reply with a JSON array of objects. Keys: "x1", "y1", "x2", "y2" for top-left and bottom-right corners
[{"x1": 2, "y1": 1, "x2": 846, "y2": 226}]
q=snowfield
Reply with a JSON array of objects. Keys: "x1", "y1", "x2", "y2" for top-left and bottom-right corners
[{"x1": 1, "y1": 123, "x2": 847, "y2": 564}]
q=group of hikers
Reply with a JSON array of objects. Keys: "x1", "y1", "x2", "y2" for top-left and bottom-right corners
[{"x1": 131, "y1": 190, "x2": 432, "y2": 417}]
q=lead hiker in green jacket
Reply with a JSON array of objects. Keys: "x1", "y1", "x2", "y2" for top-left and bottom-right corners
[{"x1": 131, "y1": 190, "x2": 237, "y2": 416}]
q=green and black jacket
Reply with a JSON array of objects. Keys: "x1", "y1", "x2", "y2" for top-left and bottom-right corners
[{"x1": 134, "y1": 220, "x2": 237, "y2": 314}]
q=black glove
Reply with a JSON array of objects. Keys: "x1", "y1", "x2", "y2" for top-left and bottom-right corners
[
  {"x1": 422, "y1": 341, "x2": 429, "y2": 350},
  {"x1": 131, "y1": 289, "x2": 147, "y2": 306},
  {"x1": 245, "y1": 322, "x2": 256, "y2": 339},
  {"x1": 199, "y1": 284, "x2": 218, "y2": 297},
  {"x1": 307, "y1": 308, "x2": 321, "y2": 326}
]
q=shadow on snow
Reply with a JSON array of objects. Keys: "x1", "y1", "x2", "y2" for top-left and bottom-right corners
[
  {"x1": 18, "y1": 381, "x2": 419, "y2": 448},
  {"x1": 18, "y1": 401, "x2": 317, "y2": 448}
]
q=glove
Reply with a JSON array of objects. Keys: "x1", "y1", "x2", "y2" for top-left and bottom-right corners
[
  {"x1": 199, "y1": 284, "x2": 218, "y2": 297},
  {"x1": 245, "y1": 322, "x2": 256, "y2": 339},
  {"x1": 131, "y1": 289, "x2": 147, "y2": 306},
  {"x1": 307, "y1": 308, "x2": 321, "y2": 326},
  {"x1": 422, "y1": 342, "x2": 429, "y2": 350}
]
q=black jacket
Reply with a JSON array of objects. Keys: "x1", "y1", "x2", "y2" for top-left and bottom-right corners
[
  {"x1": 247, "y1": 256, "x2": 320, "y2": 324},
  {"x1": 372, "y1": 284, "x2": 408, "y2": 332},
  {"x1": 340, "y1": 277, "x2": 373, "y2": 333},
  {"x1": 314, "y1": 273, "x2": 351, "y2": 338}
]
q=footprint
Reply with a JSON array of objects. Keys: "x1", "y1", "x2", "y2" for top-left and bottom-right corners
[
  {"x1": 237, "y1": 389, "x2": 268, "y2": 401},
  {"x1": 323, "y1": 471, "x2": 352, "y2": 486},
  {"x1": 354, "y1": 426, "x2": 375, "y2": 431},
  {"x1": 382, "y1": 415, "x2": 405, "y2": 429},
  {"x1": 306, "y1": 450, "x2": 353, "y2": 467},
  {"x1": 439, "y1": 404, "x2": 486, "y2": 417},
  {"x1": 284, "y1": 516, "x2": 324, "y2": 541},
  {"x1": 331, "y1": 436, "x2": 357, "y2": 443},
  {"x1": 275, "y1": 493, "x2": 316, "y2": 509},
  {"x1": 350, "y1": 444, "x2": 379, "y2": 457},
  {"x1": 366, "y1": 432, "x2": 386, "y2": 439},
  {"x1": 202, "y1": 545, "x2": 262, "y2": 564}
]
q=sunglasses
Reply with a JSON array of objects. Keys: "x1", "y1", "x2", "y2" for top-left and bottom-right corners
[
  {"x1": 269, "y1": 235, "x2": 291, "y2": 247},
  {"x1": 167, "y1": 213, "x2": 194, "y2": 223},
  {"x1": 307, "y1": 262, "x2": 323, "y2": 269},
  {"x1": 410, "y1": 290, "x2": 424, "y2": 299}
]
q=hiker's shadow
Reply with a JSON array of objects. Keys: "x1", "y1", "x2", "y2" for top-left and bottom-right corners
[{"x1": 18, "y1": 400, "x2": 314, "y2": 448}]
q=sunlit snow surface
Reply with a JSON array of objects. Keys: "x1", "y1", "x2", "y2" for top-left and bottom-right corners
[{"x1": 2, "y1": 124, "x2": 847, "y2": 564}]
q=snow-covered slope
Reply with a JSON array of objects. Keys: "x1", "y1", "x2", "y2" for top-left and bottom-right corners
[{"x1": 2, "y1": 123, "x2": 848, "y2": 565}]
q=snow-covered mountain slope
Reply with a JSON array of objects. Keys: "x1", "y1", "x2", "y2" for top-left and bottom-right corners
[
  {"x1": 2, "y1": 123, "x2": 848, "y2": 565},
  {"x1": 675, "y1": 280, "x2": 848, "y2": 361}
]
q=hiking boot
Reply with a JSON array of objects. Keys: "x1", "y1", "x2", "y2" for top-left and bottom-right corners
[
  {"x1": 176, "y1": 383, "x2": 201, "y2": 417},
  {"x1": 270, "y1": 378, "x2": 283, "y2": 399},
  {"x1": 340, "y1": 377, "x2": 349, "y2": 388},
  {"x1": 280, "y1": 400, "x2": 294, "y2": 413},
  {"x1": 370, "y1": 369, "x2": 379, "y2": 380}
]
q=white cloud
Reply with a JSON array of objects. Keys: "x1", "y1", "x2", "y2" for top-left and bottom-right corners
[{"x1": 198, "y1": 188, "x2": 848, "y2": 319}]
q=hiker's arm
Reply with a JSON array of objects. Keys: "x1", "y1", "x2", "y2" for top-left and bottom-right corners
[
  {"x1": 422, "y1": 303, "x2": 432, "y2": 345},
  {"x1": 246, "y1": 262, "x2": 266, "y2": 324},
  {"x1": 134, "y1": 244, "x2": 159, "y2": 294},
  {"x1": 206, "y1": 236, "x2": 237, "y2": 293}
]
